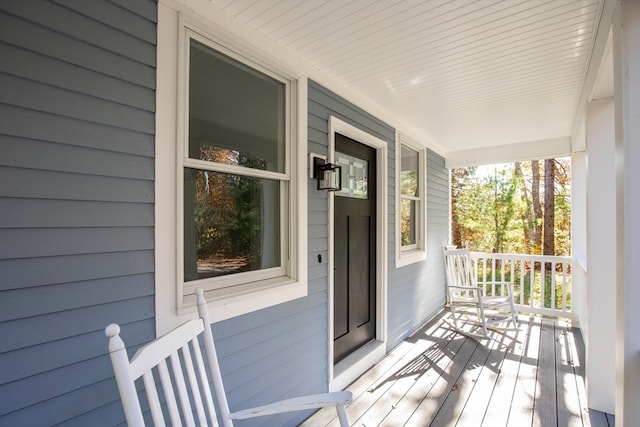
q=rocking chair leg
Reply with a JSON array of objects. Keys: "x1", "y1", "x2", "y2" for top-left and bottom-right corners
[
  {"x1": 450, "y1": 305, "x2": 461, "y2": 332},
  {"x1": 509, "y1": 298, "x2": 517, "y2": 327},
  {"x1": 336, "y1": 405, "x2": 349, "y2": 427},
  {"x1": 478, "y1": 302, "x2": 489, "y2": 336}
]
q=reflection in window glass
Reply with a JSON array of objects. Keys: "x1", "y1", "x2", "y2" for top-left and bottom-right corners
[
  {"x1": 189, "y1": 39, "x2": 286, "y2": 173},
  {"x1": 183, "y1": 168, "x2": 281, "y2": 281},
  {"x1": 401, "y1": 199, "x2": 417, "y2": 246},
  {"x1": 401, "y1": 145, "x2": 419, "y2": 197},
  {"x1": 335, "y1": 152, "x2": 368, "y2": 199}
]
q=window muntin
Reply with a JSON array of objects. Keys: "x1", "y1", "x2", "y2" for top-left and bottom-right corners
[
  {"x1": 400, "y1": 145, "x2": 420, "y2": 249},
  {"x1": 180, "y1": 30, "x2": 294, "y2": 299}
]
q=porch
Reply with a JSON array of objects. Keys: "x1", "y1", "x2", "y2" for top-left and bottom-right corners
[
  {"x1": 303, "y1": 251, "x2": 611, "y2": 427},
  {"x1": 303, "y1": 311, "x2": 613, "y2": 427}
]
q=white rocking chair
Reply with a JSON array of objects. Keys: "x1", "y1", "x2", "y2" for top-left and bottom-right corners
[
  {"x1": 106, "y1": 288, "x2": 351, "y2": 427},
  {"x1": 443, "y1": 245, "x2": 518, "y2": 338}
]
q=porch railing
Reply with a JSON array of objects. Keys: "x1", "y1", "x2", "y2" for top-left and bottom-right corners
[{"x1": 469, "y1": 251, "x2": 573, "y2": 319}]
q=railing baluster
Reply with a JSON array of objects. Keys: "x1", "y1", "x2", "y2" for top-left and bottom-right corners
[
  {"x1": 491, "y1": 257, "x2": 496, "y2": 296},
  {"x1": 562, "y1": 261, "x2": 568, "y2": 313},
  {"x1": 551, "y1": 262, "x2": 557, "y2": 310},
  {"x1": 520, "y1": 259, "x2": 525, "y2": 305},
  {"x1": 530, "y1": 262, "x2": 535, "y2": 309},
  {"x1": 468, "y1": 251, "x2": 572, "y2": 318}
]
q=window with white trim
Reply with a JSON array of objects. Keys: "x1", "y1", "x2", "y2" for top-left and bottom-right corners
[
  {"x1": 178, "y1": 24, "x2": 302, "y2": 309},
  {"x1": 396, "y1": 135, "x2": 427, "y2": 266}
]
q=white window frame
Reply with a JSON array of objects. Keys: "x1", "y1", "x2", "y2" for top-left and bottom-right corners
[
  {"x1": 395, "y1": 132, "x2": 427, "y2": 267},
  {"x1": 155, "y1": 6, "x2": 308, "y2": 335}
]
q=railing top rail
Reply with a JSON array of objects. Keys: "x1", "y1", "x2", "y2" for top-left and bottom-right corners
[{"x1": 469, "y1": 251, "x2": 571, "y2": 263}]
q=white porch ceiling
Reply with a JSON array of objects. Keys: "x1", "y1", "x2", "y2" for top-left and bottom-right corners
[{"x1": 210, "y1": 0, "x2": 607, "y2": 157}]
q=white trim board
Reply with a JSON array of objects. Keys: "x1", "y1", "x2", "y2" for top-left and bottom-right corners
[{"x1": 445, "y1": 137, "x2": 572, "y2": 169}]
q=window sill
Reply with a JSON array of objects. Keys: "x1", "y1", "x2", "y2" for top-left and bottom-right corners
[
  {"x1": 396, "y1": 249, "x2": 427, "y2": 268},
  {"x1": 157, "y1": 278, "x2": 308, "y2": 336},
  {"x1": 180, "y1": 278, "x2": 308, "y2": 321}
]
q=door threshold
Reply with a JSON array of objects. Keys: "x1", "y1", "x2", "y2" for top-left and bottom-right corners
[{"x1": 330, "y1": 340, "x2": 385, "y2": 392}]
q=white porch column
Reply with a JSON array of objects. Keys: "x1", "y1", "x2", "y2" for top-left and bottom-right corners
[
  {"x1": 570, "y1": 151, "x2": 587, "y2": 331},
  {"x1": 614, "y1": 0, "x2": 640, "y2": 425},
  {"x1": 585, "y1": 97, "x2": 616, "y2": 414}
]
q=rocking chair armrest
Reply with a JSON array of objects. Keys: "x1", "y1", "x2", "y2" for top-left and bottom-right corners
[
  {"x1": 447, "y1": 285, "x2": 484, "y2": 293},
  {"x1": 229, "y1": 391, "x2": 352, "y2": 420}
]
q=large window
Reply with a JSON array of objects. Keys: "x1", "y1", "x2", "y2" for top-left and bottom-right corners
[
  {"x1": 396, "y1": 135, "x2": 427, "y2": 266},
  {"x1": 179, "y1": 28, "x2": 299, "y2": 305}
]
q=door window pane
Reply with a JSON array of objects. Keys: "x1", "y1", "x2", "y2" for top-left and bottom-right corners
[
  {"x1": 183, "y1": 168, "x2": 281, "y2": 281},
  {"x1": 335, "y1": 152, "x2": 368, "y2": 199},
  {"x1": 189, "y1": 39, "x2": 286, "y2": 173}
]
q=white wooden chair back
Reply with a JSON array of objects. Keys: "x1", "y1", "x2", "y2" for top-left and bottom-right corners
[
  {"x1": 443, "y1": 247, "x2": 480, "y2": 300},
  {"x1": 442, "y1": 245, "x2": 518, "y2": 338},
  {"x1": 105, "y1": 318, "x2": 219, "y2": 427},
  {"x1": 107, "y1": 288, "x2": 352, "y2": 426}
]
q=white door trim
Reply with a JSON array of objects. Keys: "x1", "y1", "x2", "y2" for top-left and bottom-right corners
[{"x1": 327, "y1": 116, "x2": 388, "y2": 392}]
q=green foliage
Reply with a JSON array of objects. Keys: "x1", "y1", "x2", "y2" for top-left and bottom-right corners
[
  {"x1": 452, "y1": 159, "x2": 571, "y2": 256},
  {"x1": 454, "y1": 166, "x2": 522, "y2": 253}
]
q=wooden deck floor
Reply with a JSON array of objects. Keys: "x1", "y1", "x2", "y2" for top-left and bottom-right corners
[{"x1": 302, "y1": 311, "x2": 615, "y2": 427}]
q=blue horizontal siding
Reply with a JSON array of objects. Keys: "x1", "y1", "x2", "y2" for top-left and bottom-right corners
[
  {"x1": 1, "y1": 74, "x2": 155, "y2": 133},
  {"x1": 0, "y1": 1, "x2": 156, "y2": 425},
  {"x1": 0, "y1": 5, "x2": 155, "y2": 89},
  {"x1": 0, "y1": 227, "x2": 153, "y2": 259},
  {"x1": 1, "y1": 0, "x2": 156, "y2": 66},
  {"x1": 0, "y1": 42, "x2": 155, "y2": 111},
  {"x1": 0, "y1": 166, "x2": 154, "y2": 202},
  {"x1": 0, "y1": 319, "x2": 153, "y2": 385},
  {"x1": 0, "y1": 135, "x2": 154, "y2": 180},
  {"x1": 0, "y1": 105, "x2": 154, "y2": 156},
  {"x1": 0, "y1": 274, "x2": 155, "y2": 322},
  {"x1": 0, "y1": 198, "x2": 154, "y2": 228}
]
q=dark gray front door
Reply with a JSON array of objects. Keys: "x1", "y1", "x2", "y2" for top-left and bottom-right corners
[{"x1": 333, "y1": 133, "x2": 376, "y2": 363}]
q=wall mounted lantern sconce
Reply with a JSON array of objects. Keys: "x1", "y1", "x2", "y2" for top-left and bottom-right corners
[{"x1": 310, "y1": 153, "x2": 342, "y2": 191}]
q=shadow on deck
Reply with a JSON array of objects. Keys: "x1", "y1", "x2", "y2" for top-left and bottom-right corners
[{"x1": 303, "y1": 310, "x2": 615, "y2": 427}]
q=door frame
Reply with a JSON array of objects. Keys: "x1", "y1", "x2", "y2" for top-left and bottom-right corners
[{"x1": 327, "y1": 116, "x2": 388, "y2": 392}]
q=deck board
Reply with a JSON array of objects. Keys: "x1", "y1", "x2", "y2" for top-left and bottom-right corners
[
  {"x1": 535, "y1": 318, "x2": 557, "y2": 427},
  {"x1": 507, "y1": 316, "x2": 541, "y2": 427},
  {"x1": 378, "y1": 328, "x2": 464, "y2": 426},
  {"x1": 481, "y1": 320, "x2": 528, "y2": 426},
  {"x1": 303, "y1": 311, "x2": 613, "y2": 427}
]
